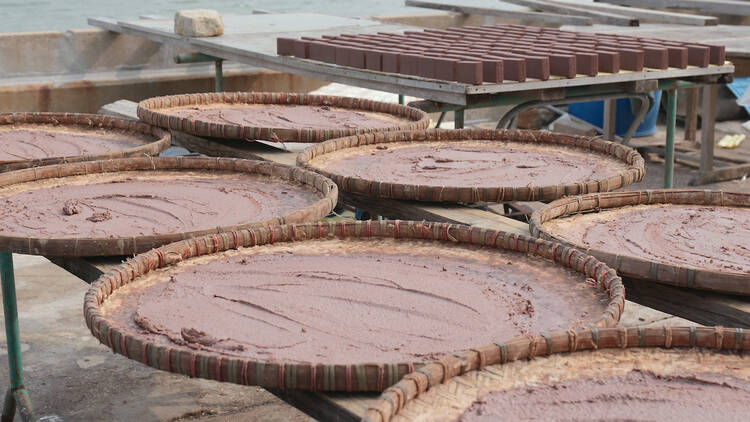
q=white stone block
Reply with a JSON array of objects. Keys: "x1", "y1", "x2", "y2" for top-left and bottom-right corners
[{"x1": 174, "y1": 9, "x2": 224, "y2": 37}]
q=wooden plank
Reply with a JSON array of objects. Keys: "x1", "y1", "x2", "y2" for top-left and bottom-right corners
[
  {"x1": 501, "y1": 0, "x2": 639, "y2": 26},
  {"x1": 404, "y1": 0, "x2": 593, "y2": 25},
  {"x1": 623, "y1": 277, "x2": 750, "y2": 328},
  {"x1": 692, "y1": 163, "x2": 750, "y2": 185},
  {"x1": 596, "y1": 0, "x2": 750, "y2": 17},
  {"x1": 552, "y1": 0, "x2": 717, "y2": 25},
  {"x1": 270, "y1": 390, "x2": 371, "y2": 422},
  {"x1": 340, "y1": 192, "x2": 530, "y2": 235}
]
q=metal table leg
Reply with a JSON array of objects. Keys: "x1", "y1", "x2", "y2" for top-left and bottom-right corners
[
  {"x1": 454, "y1": 109, "x2": 465, "y2": 129},
  {"x1": 664, "y1": 88, "x2": 678, "y2": 188},
  {"x1": 1, "y1": 253, "x2": 36, "y2": 422}
]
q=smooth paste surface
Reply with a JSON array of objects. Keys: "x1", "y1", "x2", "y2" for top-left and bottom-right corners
[
  {"x1": 164, "y1": 104, "x2": 408, "y2": 130},
  {"x1": 101, "y1": 239, "x2": 610, "y2": 364},
  {"x1": 543, "y1": 204, "x2": 750, "y2": 274},
  {"x1": 457, "y1": 370, "x2": 750, "y2": 422},
  {"x1": 0, "y1": 171, "x2": 321, "y2": 238},
  {"x1": 0, "y1": 125, "x2": 146, "y2": 162},
  {"x1": 309, "y1": 141, "x2": 630, "y2": 187}
]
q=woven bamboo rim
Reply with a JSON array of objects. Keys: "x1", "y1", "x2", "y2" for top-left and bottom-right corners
[
  {"x1": 530, "y1": 189, "x2": 750, "y2": 295},
  {"x1": 0, "y1": 156, "x2": 337, "y2": 257},
  {"x1": 137, "y1": 92, "x2": 430, "y2": 142},
  {"x1": 83, "y1": 220, "x2": 625, "y2": 392},
  {"x1": 297, "y1": 129, "x2": 645, "y2": 202},
  {"x1": 363, "y1": 325, "x2": 750, "y2": 422},
  {"x1": 0, "y1": 112, "x2": 170, "y2": 172}
]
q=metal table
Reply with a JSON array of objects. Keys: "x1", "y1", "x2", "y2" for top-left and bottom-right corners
[{"x1": 88, "y1": 12, "x2": 734, "y2": 188}]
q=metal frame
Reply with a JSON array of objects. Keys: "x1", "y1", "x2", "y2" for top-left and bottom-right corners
[
  {"x1": 1, "y1": 253, "x2": 35, "y2": 422},
  {"x1": 174, "y1": 52, "x2": 224, "y2": 92}
]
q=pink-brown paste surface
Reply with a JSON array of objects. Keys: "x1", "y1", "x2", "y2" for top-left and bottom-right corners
[
  {"x1": 165, "y1": 104, "x2": 407, "y2": 130},
  {"x1": 543, "y1": 204, "x2": 750, "y2": 274},
  {"x1": 0, "y1": 171, "x2": 321, "y2": 238},
  {"x1": 102, "y1": 239, "x2": 610, "y2": 364},
  {"x1": 0, "y1": 126, "x2": 145, "y2": 162},
  {"x1": 309, "y1": 141, "x2": 629, "y2": 187},
  {"x1": 457, "y1": 370, "x2": 750, "y2": 422}
]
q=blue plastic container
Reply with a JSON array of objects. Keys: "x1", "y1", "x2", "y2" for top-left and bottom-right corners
[{"x1": 568, "y1": 91, "x2": 661, "y2": 138}]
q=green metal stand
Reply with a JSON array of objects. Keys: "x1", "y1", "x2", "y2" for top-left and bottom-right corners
[
  {"x1": 664, "y1": 88, "x2": 678, "y2": 188},
  {"x1": 1, "y1": 253, "x2": 35, "y2": 422},
  {"x1": 174, "y1": 52, "x2": 224, "y2": 92}
]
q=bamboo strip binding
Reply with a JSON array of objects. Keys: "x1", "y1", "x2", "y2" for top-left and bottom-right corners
[
  {"x1": 0, "y1": 112, "x2": 170, "y2": 172},
  {"x1": 137, "y1": 92, "x2": 430, "y2": 142},
  {"x1": 530, "y1": 189, "x2": 750, "y2": 295},
  {"x1": 0, "y1": 156, "x2": 337, "y2": 256},
  {"x1": 297, "y1": 128, "x2": 645, "y2": 202},
  {"x1": 83, "y1": 220, "x2": 625, "y2": 392},
  {"x1": 363, "y1": 325, "x2": 750, "y2": 422}
]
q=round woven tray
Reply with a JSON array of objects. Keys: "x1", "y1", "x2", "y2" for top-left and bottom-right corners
[
  {"x1": 137, "y1": 92, "x2": 430, "y2": 142},
  {"x1": 83, "y1": 220, "x2": 625, "y2": 392},
  {"x1": 297, "y1": 129, "x2": 645, "y2": 202},
  {"x1": 530, "y1": 189, "x2": 750, "y2": 295},
  {"x1": 0, "y1": 157, "x2": 336, "y2": 256},
  {"x1": 364, "y1": 325, "x2": 750, "y2": 422},
  {"x1": 0, "y1": 112, "x2": 170, "y2": 172}
]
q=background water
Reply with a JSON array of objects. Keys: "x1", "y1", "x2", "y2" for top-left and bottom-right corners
[{"x1": 0, "y1": 0, "x2": 422, "y2": 33}]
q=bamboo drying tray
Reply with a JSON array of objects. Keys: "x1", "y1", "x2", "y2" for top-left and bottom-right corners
[
  {"x1": 297, "y1": 129, "x2": 645, "y2": 202},
  {"x1": 364, "y1": 325, "x2": 750, "y2": 422},
  {"x1": 0, "y1": 112, "x2": 170, "y2": 172},
  {"x1": 137, "y1": 92, "x2": 429, "y2": 142},
  {"x1": 530, "y1": 189, "x2": 750, "y2": 295},
  {"x1": 0, "y1": 157, "x2": 336, "y2": 256},
  {"x1": 83, "y1": 220, "x2": 625, "y2": 392}
]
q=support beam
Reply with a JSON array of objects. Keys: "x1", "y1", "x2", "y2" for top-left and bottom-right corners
[
  {"x1": 552, "y1": 0, "x2": 717, "y2": 25},
  {"x1": 684, "y1": 87, "x2": 699, "y2": 143},
  {"x1": 0, "y1": 253, "x2": 36, "y2": 422},
  {"x1": 501, "y1": 0, "x2": 639, "y2": 26},
  {"x1": 404, "y1": 0, "x2": 592, "y2": 25},
  {"x1": 595, "y1": 0, "x2": 750, "y2": 17},
  {"x1": 699, "y1": 84, "x2": 717, "y2": 176},
  {"x1": 664, "y1": 88, "x2": 677, "y2": 188},
  {"x1": 603, "y1": 99, "x2": 617, "y2": 141}
]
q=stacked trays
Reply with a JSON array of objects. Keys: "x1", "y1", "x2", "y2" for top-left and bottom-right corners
[
  {"x1": 84, "y1": 220, "x2": 625, "y2": 391},
  {"x1": 364, "y1": 326, "x2": 750, "y2": 422},
  {"x1": 531, "y1": 190, "x2": 750, "y2": 295},
  {"x1": 137, "y1": 92, "x2": 429, "y2": 142},
  {"x1": 0, "y1": 157, "x2": 336, "y2": 256},
  {"x1": 277, "y1": 23, "x2": 726, "y2": 84},
  {"x1": 298, "y1": 129, "x2": 644, "y2": 202},
  {"x1": 0, "y1": 113, "x2": 170, "y2": 172}
]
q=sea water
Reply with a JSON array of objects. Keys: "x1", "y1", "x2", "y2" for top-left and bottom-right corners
[{"x1": 0, "y1": 0, "x2": 413, "y2": 33}]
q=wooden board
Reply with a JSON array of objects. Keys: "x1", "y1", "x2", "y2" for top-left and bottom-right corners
[
  {"x1": 404, "y1": 0, "x2": 593, "y2": 26},
  {"x1": 87, "y1": 13, "x2": 734, "y2": 105},
  {"x1": 552, "y1": 0, "x2": 718, "y2": 25},
  {"x1": 501, "y1": 0, "x2": 639, "y2": 26},
  {"x1": 596, "y1": 0, "x2": 750, "y2": 17},
  {"x1": 561, "y1": 23, "x2": 750, "y2": 59}
]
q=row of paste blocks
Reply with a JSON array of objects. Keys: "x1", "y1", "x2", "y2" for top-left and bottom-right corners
[{"x1": 277, "y1": 23, "x2": 725, "y2": 85}]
